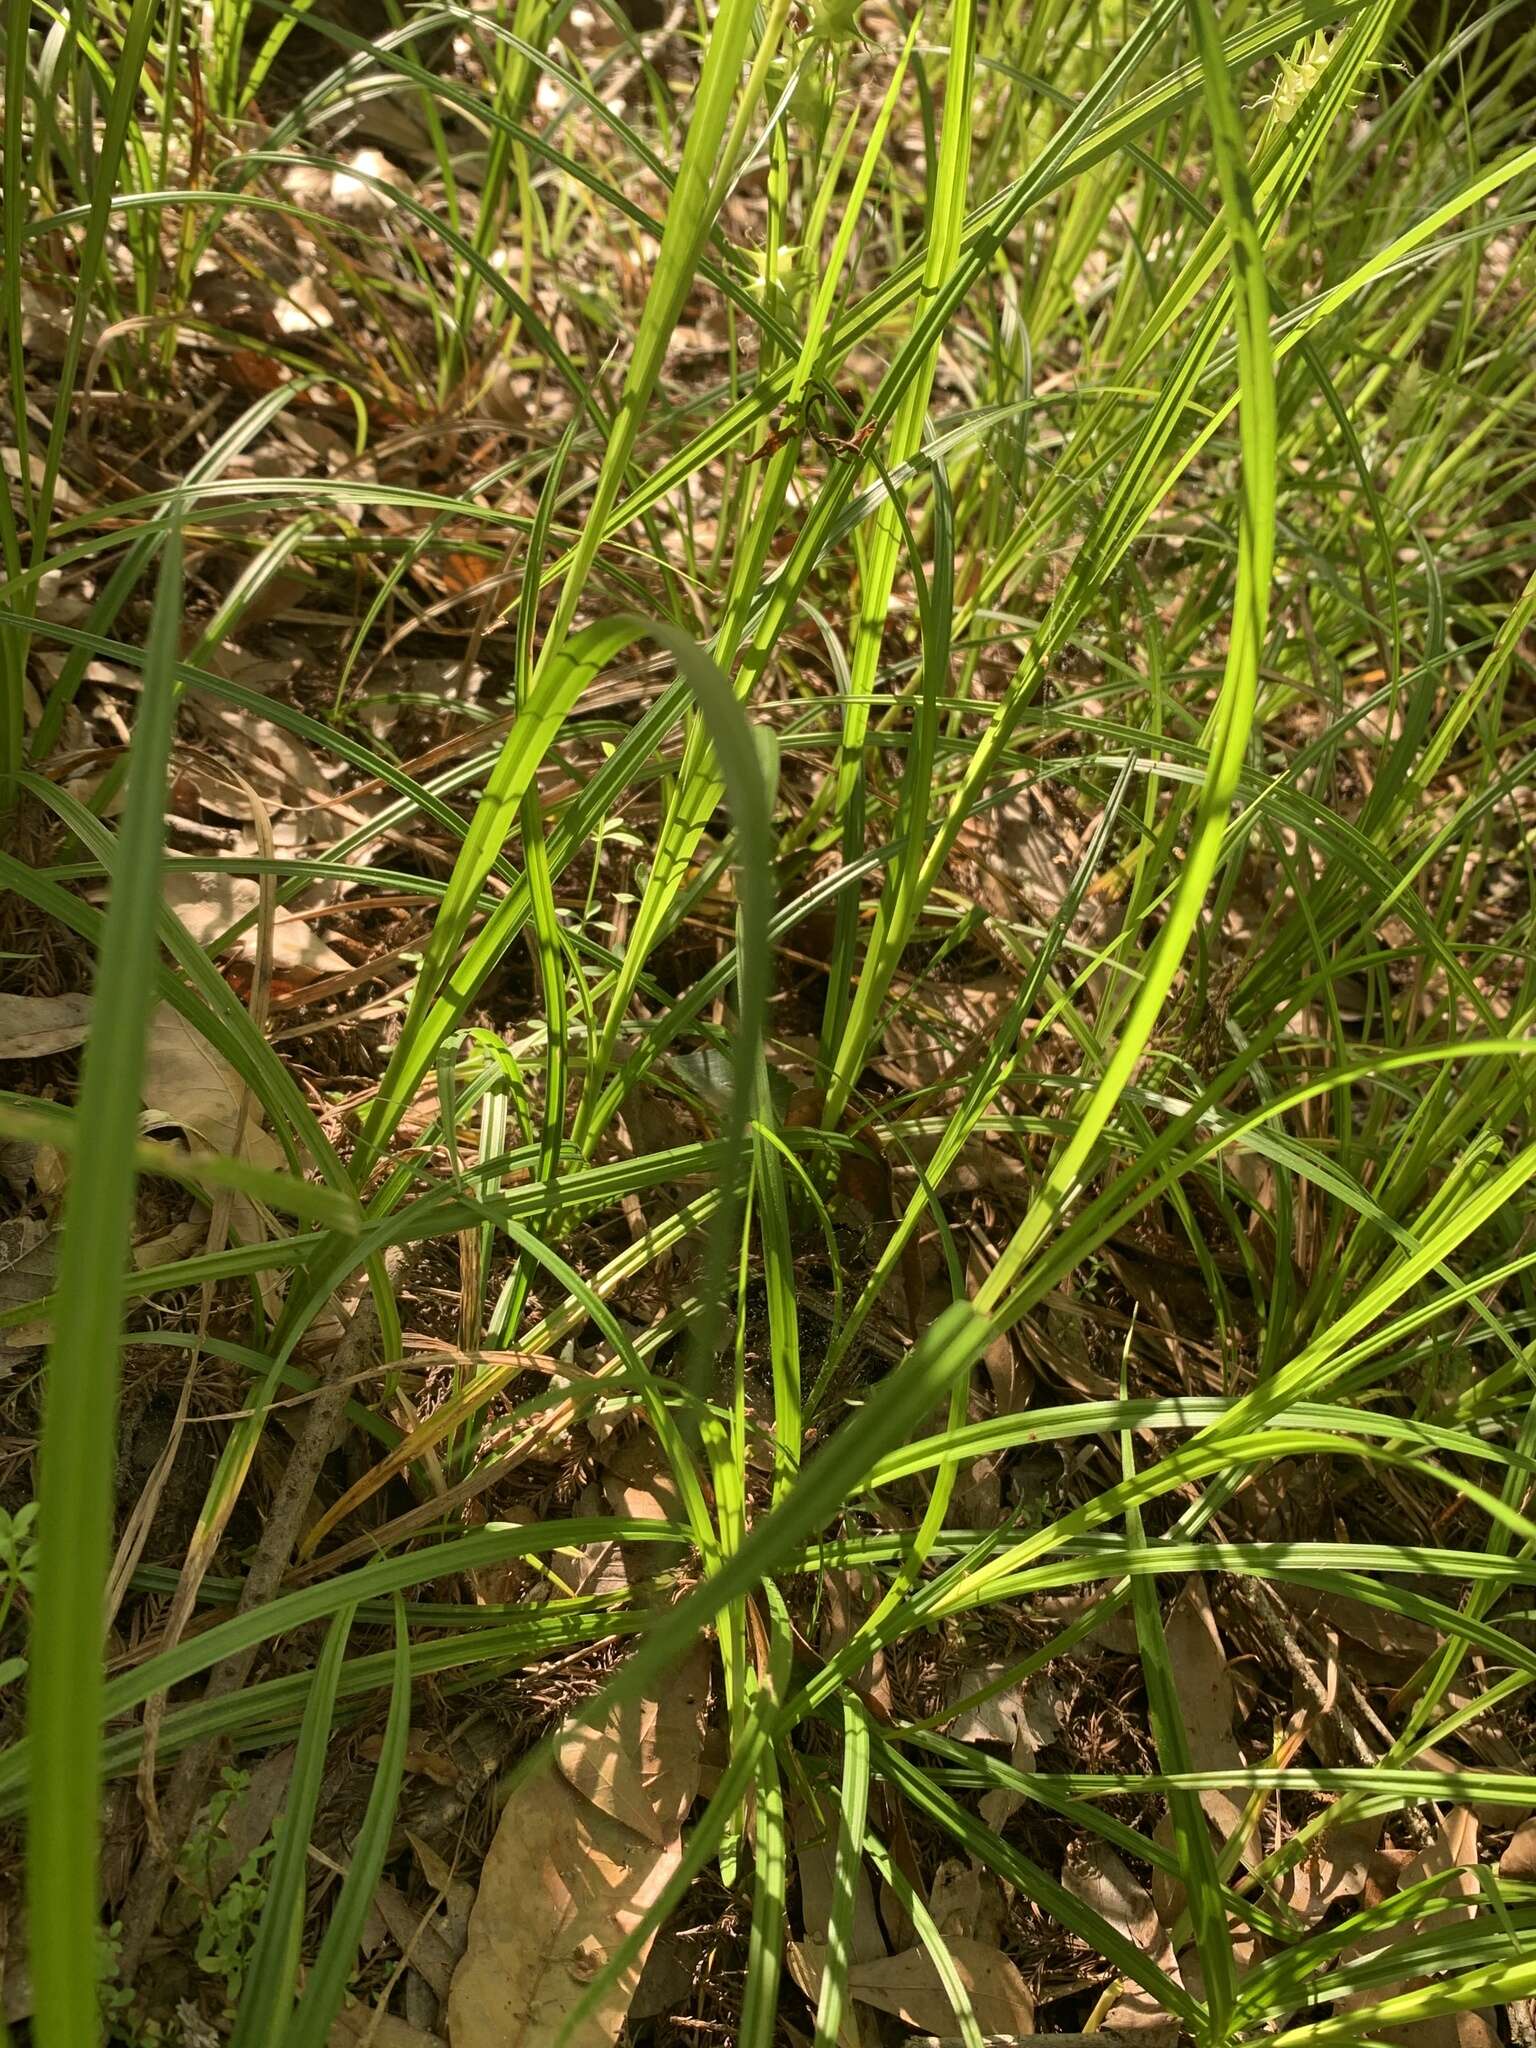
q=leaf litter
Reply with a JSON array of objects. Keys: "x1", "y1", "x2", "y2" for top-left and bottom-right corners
[{"x1": 446, "y1": 1644, "x2": 711, "y2": 2047}]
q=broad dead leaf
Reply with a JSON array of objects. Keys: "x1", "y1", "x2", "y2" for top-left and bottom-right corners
[
  {"x1": 927, "y1": 1858, "x2": 1008, "y2": 1948},
  {"x1": 879, "y1": 976, "x2": 1012, "y2": 1089},
  {"x1": 1162, "y1": 1578, "x2": 1251, "y2": 1856},
  {"x1": 1286, "y1": 1586, "x2": 1442, "y2": 1672},
  {"x1": 944, "y1": 1666, "x2": 1060, "y2": 1827},
  {"x1": 0, "y1": 992, "x2": 92, "y2": 1059},
  {"x1": 188, "y1": 694, "x2": 343, "y2": 827},
  {"x1": 448, "y1": 1654, "x2": 711, "y2": 2047},
  {"x1": 554, "y1": 1641, "x2": 710, "y2": 1845},
  {"x1": 0, "y1": 1217, "x2": 56, "y2": 1350},
  {"x1": 407, "y1": 1832, "x2": 477, "y2": 1959},
  {"x1": 330, "y1": 2006, "x2": 442, "y2": 2047},
  {"x1": 163, "y1": 870, "x2": 350, "y2": 980},
  {"x1": 1102, "y1": 1984, "x2": 1180, "y2": 2046},
  {"x1": 1337, "y1": 1809, "x2": 1496, "y2": 2048},
  {"x1": 1061, "y1": 1840, "x2": 1159, "y2": 1952},
  {"x1": 1280, "y1": 1816, "x2": 1380, "y2": 1924},
  {"x1": 841, "y1": 1938, "x2": 1035, "y2": 2038},
  {"x1": 793, "y1": 1797, "x2": 887, "y2": 1963},
  {"x1": 372, "y1": 1879, "x2": 459, "y2": 1998},
  {"x1": 140, "y1": 1006, "x2": 284, "y2": 1245},
  {"x1": 1501, "y1": 1816, "x2": 1536, "y2": 1877}
]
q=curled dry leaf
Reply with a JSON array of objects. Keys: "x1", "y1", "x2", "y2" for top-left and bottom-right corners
[
  {"x1": 1501, "y1": 1816, "x2": 1536, "y2": 1878},
  {"x1": 793, "y1": 1797, "x2": 887, "y2": 1963},
  {"x1": 1337, "y1": 1808, "x2": 1496, "y2": 2048},
  {"x1": 944, "y1": 1666, "x2": 1060, "y2": 1828},
  {"x1": 0, "y1": 992, "x2": 93, "y2": 1059},
  {"x1": 554, "y1": 1640, "x2": 711, "y2": 1845},
  {"x1": 1061, "y1": 1840, "x2": 1159, "y2": 1953},
  {"x1": 0, "y1": 1216, "x2": 57, "y2": 1350},
  {"x1": 163, "y1": 870, "x2": 350, "y2": 981},
  {"x1": 447, "y1": 1651, "x2": 711, "y2": 2047},
  {"x1": 843, "y1": 1937, "x2": 1035, "y2": 2038},
  {"x1": 1162, "y1": 1578, "x2": 1252, "y2": 1859},
  {"x1": 141, "y1": 1005, "x2": 284, "y2": 1246}
]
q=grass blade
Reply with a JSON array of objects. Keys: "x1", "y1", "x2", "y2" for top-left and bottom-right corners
[{"x1": 25, "y1": 520, "x2": 184, "y2": 2048}]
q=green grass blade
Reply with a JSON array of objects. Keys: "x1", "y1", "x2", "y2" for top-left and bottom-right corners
[
  {"x1": 229, "y1": 1604, "x2": 356, "y2": 2048},
  {"x1": 25, "y1": 520, "x2": 184, "y2": 2048},
  {"x1": 288, "y1": 1597, "x2": 412, "y2": 2048}
]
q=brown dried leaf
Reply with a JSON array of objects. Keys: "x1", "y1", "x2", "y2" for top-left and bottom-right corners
[
  {"x1": 407, "y1": 1832, "x2": 476, "y2": 1964},
  {"x1": 1102, "y1": 1986, "x2": 1180, "y2": 2046},
  {"x1": 446, "y1": 1763, "x2": 686, "y2": 2047},
  {"x1": 944, "y1": 1667, "x2": 1060, "y2": 1755},
  {"x1": 373, "y1": 1879, "x2": 459, "y2": 1999},
  {"x1": 793, "y1": 1800, "x2": 887, "y2": 1964},
  {"x1": 944, "y1": 1666, "x2": 1060, "y2": 1831},
  {"x1": 0, "y1": 993, "x2": 92, "y2": 1059},
  {"x1": 1338, "y1": 1810, "x2": 1495, "y2": 2048},
  {"x1": 845, "y1": 1939, "x2": 1035, "y2": 2037},
  {"x1": 628, "y1": 1929, "x2": 698, "y2": 2024},
  {"x1": 330, "y1": 2004, "x2": 443, "y2": 2046},
  {"x1": 141, "y1": 1006, "x2": 284, "y2": 1245},
  {"x1": 879, "y1": 977, "x2": 1011, "y2": 1089},
  {"x1": 163, "y1": 871, "x2": 350, "y2": 979},
  {"x1": 553, "y1": 1642, "x2": 711, "y2": 1846},
  {"x1": 927, "y1": 1859, "x2": 1007, "y2": 1948},
  {"x1": 1162, "y1": 1578, "x2": 1251, "y2": 1855},
  {"x1": 1501, "y1": 1817, "x2": 1536, "y2": 1877},
  {"x1": 0, "y1": 1216, "x2": 55, "y2": 1350},
  {"x1": 1280, "y1": 1817, "x2": 1380, "y2": 1924},
  {"x1": 1061, "y1": 1841, "x2": 1159, "y2": 1952}
]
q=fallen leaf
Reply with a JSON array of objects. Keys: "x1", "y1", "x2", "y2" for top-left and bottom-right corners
[
  {"x1": 1280, "y1": 1817, "x2": 1380, "y2": 1924},
  {"x1": 1287, "y1": 1586, "x2": 1442, "y2": 1670},
  {"x1": 408, "y1": 1831, "x2": 477, "y2": 1960},
  {"x1": 628, "y1": 1928, "x2": 698, "y2": 2024},
  {"x1": 163, "y1": 871, "x2": 350, "y2": 980},
  {"x1": 793, "y1": 1799, "x2": 887, "y2": 1963},
  {"x1": 140, "y1": 1006, "x2": 284, "y2": 1245},
  {"x1": 1501, "y1": 1817, "x2": 1536, "y2": 1877},
  {"x1": 447, "y1": 1676, "x2": 706, "y2": 2048},
  {"x1": 945, "y1": 1666, "x2": 1059, "y2": 1829},
  {"x1": 554, "y1": 1641, "x2": 710, "y2": 1845},
  {"x1": 927, "y1": 1858, "x2": 1008, "y2": 1948},
  {"x1": 844, "y1": 1938, "x2": 1034, "y2": 2037},
  {"x1": 1337, "y1": 1810, "x2": 1495, "y2": 2047},
  {"x1": 0, "y1": 992, "x2": 92, "y2": 1059},
  {"x1": 188, "y1": 695, "x2": 338, "y2": 814},
  {"x1": 818, "y1": 1567, "x2": 893, "y2": 1714},
  {"x1": 363, "y1": 1739, "x2": 457, "y2": 1787},
  {"x1": 330, "y1": 2004, "x2": 442, "y2": 2046},
  {"x1": 1101, "y1": 1985, "x2": 1180, "y2": 2046},
  {"x1": 1061, "y1": 1840, "x2": 1159, "y2": 1952},
  {"x1": 945, "y1": 1667, "x2": 1059, "y2": 1754},
  {"x1": 373, "y1": 1879, "x2": 459, "y2": 1999},
  {"x1": 1162, "y1": 1579, "x2": 1251, "y2": 1856},
  {"x1": 879, "y1": 976, "x2": 1012, "y2": 1089},
  {"x1": 0, "y1": 1217, "x2": 56, "y2": 1349}
]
